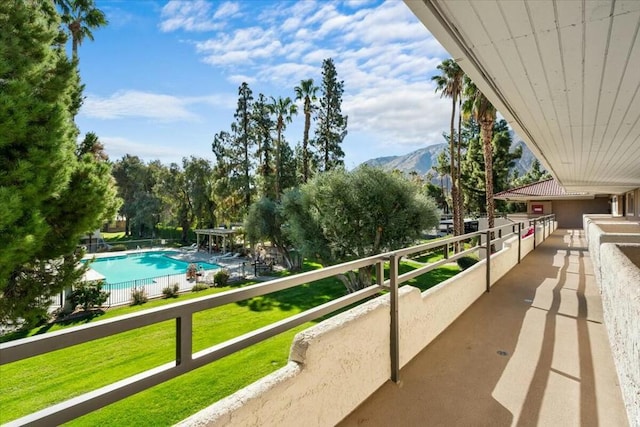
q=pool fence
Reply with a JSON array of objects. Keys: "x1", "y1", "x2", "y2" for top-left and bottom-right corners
[{"x1": 49, "y1": 262, "x2": 249, "y2": 310}]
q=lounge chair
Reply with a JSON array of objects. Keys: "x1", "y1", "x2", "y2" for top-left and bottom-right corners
[
  {"x1": 210, "y1": 252, "x2": 233, "y2": 262},
  {"x1": 181, "y1": 243, "x2": 197, "y2": 251}
]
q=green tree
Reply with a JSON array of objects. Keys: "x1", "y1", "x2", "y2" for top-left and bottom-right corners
[
  {"x1": 268, "y1": 96, "x2": 298, "y2": 199},
  {"x1": 279, "y1": 140, "x2": 298, "y2": 192},
  {"x1": 212, "y1": 83, "x2": 256, "y2": 221},
  {"x1": 77, "y1": 131, "x2": 108, "y2": 160},
  {"x1": 432, "y1": 59, "x2": 464, "y2": 239},
  {"x1": 433, "y1": 149, "x2": 451, "y2": 214},
  {"x1": 253, "y1": 93, "x2": 275, "y2": 199},
  {"x1": 244, "y1": 197, "x2": 296, "y2": 270},
  {"x1": 112, "y1": 155, "x2": 147, "y2": 236},
  {"x1": 294, "y1": 78, "x2": 319, "y2": 183},
  {"x1": 492, "y1": 126, "x2": 522, "y2": 211},
  {"x1": 459, "y1": 120, "x2": 521, "y2": 214},
  {"x1": 69, "y1": 281, "x2": 109, "y2": 311},
  {"x1": 511, "y1": 159, "x2": 551, "y2": 187},
  {"x1": 55, "y1": 0, "x2": 108, "y2": 61},
  {"x1": 463, "y1": 78, "x2": 497, "y2": 233},
  {"x1": 313, "y1": 58, "x2": 347, "y2": 172},
  {"x1": 281, "y1": 167, "x2": 439, "y2": 292},
  {"x1": 0, "y1": 1, "x2": 118, "y2": 325},
  {"x1": 233, "y1": 83, "x2": 255, "y2": 211},
  {"x1": 159, "y1": 162, "x2": 192, "y2": 242},
  {"x1": 185, "y1": 157, "x2": 216, "y2": 229},
  {"x1": 212, "y1": 130, "x2": 244, "y2": 225}
]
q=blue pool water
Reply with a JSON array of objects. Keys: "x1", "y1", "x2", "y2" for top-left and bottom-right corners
[{"x1": 87, "y1": 251, "x2": 219, "y2": 284}]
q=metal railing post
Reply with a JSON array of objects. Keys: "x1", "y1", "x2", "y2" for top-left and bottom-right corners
[
  {"x1": 176, "y1": 315, "x2": 192, "y2": 366},
  {"x1": 517, "y1": 222, "x2": 522, "y2": 263},
  {"x1": 376, "y1": 260, "x2": 384, "y2": 287},
  {"x1": 485, "y1": 230, "x2": 491, "y2": 292},
  {"x1": 545, "y1": 216, "x2": 548, "y2": 238},
  {"x1": 444, "y1": 242, "x2": 449, "y2": 260},
  {"x1": 533, "y1": 219, "x2": 537, "y2": 249},
  {"x1": 389, "y1": 253, "x2": 400, "y2": 384}
]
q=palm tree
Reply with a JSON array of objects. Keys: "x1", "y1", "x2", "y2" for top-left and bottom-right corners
[
  {"x1": 268, "y1": 96, "x2": 298, "y2": 199},
  {"x1": 432, "y1": 59, "x2": 464, "y2": 241},
  {"x1": 463, "y1": 77, "x2": 497, "y2": 245},
  {"x1": 56, "y1": 0, "x2": 108, "y2": 61},
  {"x1": 294, "y1": 79, "x2": 318, "y2": 183}
]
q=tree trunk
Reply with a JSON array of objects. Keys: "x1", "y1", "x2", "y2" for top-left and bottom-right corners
[
  {"x1": 481, "y1": 119, "x2": 495, "y2": 251},
  {"x1": 456, "y1": 98, "x2": 464, "y2": 239},
  {"x1": 449, "y1": 95, "x2": 460, "y2": 252},
  {"x1": 275, "y1": 126, "x2": 281, "y2": 200},
  {"x1": 337, "y1": 267, "x2": 373, "y2": 293},
  {"x1": 303, "y1": 101, "x2": 311, "y2": 183}
]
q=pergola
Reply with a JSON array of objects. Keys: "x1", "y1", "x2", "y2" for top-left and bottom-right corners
[{"x1": 193, "y1": 228, "x2": 238, "y2": 254}]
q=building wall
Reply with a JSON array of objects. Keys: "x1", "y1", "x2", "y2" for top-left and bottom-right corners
[
  {"x1": 551, "y1": 197, "x2": 610, "y2": 228},
  {"x1": 526, "y1": 200, "x2": 552, "y2": 215},
  {"x1": 611, "y1": 195, "x2": 623, "y2": 216},
  {"x1": 625, "y1": 189, "x2": 640, "y2": 220},
  {"x1": 584, "y1": 215, "x2": 640, "y2": 425}
]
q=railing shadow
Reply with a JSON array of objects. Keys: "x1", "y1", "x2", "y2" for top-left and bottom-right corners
[{"x1": 341, "y1": 229, "x2": 602, "y2": 426}]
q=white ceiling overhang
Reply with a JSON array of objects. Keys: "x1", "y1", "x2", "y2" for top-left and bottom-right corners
[{"x1": 405, "y1": 0, "x2": 640, "y2": 194}]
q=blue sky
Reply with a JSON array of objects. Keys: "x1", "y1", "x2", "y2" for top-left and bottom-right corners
[{"x1": 75, "y1": 0, "x2": 453, "y2": 168}]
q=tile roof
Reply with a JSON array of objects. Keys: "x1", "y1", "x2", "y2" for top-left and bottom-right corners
[{"x1": 495, "y1": 178, "x2": 590, "y2": 200}]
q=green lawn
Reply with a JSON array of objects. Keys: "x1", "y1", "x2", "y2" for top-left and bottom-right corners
[{"x1": 0, "y1": 261, "x2": 460, "y2": 426}]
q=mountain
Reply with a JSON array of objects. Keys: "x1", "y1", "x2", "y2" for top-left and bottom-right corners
[
  {"x1": 362, "y1": 143, "x2": 447, "y2": 175},
  {"x1": 361, "y1": 136, "x2": 541, "y2": 178}
]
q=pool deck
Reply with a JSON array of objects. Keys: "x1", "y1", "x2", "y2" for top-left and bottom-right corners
[{"x1": 83, "y1": 248, "x2": 253, "y2": 284}]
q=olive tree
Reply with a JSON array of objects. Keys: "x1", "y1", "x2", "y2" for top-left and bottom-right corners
[
  {"x1": 244, "y1": 197, "x2": 296, "y2": 270},
  {"x1": 282, "y1": 166, "x2": 440, "y2": 292}
]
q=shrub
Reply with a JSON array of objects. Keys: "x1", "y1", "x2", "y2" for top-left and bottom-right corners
[
  {"x1": 214, "y1": 269, "x2": 230, "y2": 287},
  {"x1": 130, "y1": 287, "x2": 148, "y2": 306},
  {"x1": 162, "y1": 283, "x2": 180, "y2": 298},
  {"x1": 456, "y1": 255, "x2": 480, "y2": 271},
  {"x1": 108, "y1": 244, "x2": 127, "y2": 252},
  {"x1": 191, "y1": 283, "x2": 209, "y2": 292},
  {"x1": 69, "y1": 282, "x2": 110, "y2": 311}
]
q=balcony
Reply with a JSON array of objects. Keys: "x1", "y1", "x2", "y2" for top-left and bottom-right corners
[
  {"x1": 2, "y1": 216, "x2": 638, "y2": 426},
  {"x1": 339, "y1": 229, "x2": 628, "y2": 426}
]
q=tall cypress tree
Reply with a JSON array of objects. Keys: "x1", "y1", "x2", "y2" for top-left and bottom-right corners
[
  {"x1": 313, "y1": 58, "x2": 347, "y2": 172},
  {"x1": 253, "y1": 93, "x2": 275, "y2": 199},
  {"x1": 233, "y1": 83, "x2": 255, "y2": 212},
  {"x1": 0, "y1": 0, "x2": 118, "y2": 325},
  {"x1": 211, "y1": 83, "x2": 256, "y2": 222}
]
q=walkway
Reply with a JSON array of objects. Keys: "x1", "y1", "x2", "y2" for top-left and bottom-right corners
[{"x1": 339, "y1": 230, "x2": 628, "y2": 426}]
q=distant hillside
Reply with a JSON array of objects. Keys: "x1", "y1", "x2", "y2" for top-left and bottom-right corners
[
  {"x1": 362, "y1": 143, "x2": 447, "y2": 175},
  {"x1": 361, "y1": 136, "x2": 541, "y2": 178}
]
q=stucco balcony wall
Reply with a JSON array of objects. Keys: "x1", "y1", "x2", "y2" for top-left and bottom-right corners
[
  {"x1": 584, "y1": 216, "x2": 640, "y2": 285},
  {"x1": 598, "y1": 243, "x2": 640, "y2": 425},
  {"x1": 179, "y1": 226, "x2": 554, "y2": 427}
]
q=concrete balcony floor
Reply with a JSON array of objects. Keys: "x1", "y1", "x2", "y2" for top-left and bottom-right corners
[{"x1": 340, "y1": 230, "x2": 629, "y2": 427}]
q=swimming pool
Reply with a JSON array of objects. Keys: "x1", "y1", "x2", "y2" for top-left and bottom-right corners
[{"x1": 87, "y1": 251, "x2": 220, "y2": 285}]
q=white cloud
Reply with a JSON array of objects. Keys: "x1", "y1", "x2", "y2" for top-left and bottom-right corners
[
  {"x1": 213, "y1": 2, "x2": 241, "y2": 19},
  {"x1": 81, "y1": 91, "x2": 235, "y2": 121},
  {"x1": 154, "y1": 0, "x2": 454, "y2": 164},
  {"x1": 160, "y1": 0, "x2": 226, "y2": 32},
  {"x1": 227, "y1": 74, "x2": 257, "y2": 86},
  {"x1": 302, "y1": 48, "x2": 339, "y2": 64},
  {"x1": 343, "y1": 0, "x2": 376, "y2": 8},
  {"x1": 82, "y1": 90, "x2": 198, "y2": 121},
  {"x1": 343, "y1": 81, "x2": 451, "y2": 148},
  {"x1": 101, "y1": 136, "x2": 188, "y2": 164},
  {"x1": 256, "y1": 63, "x2": 319, "y2": 87}
]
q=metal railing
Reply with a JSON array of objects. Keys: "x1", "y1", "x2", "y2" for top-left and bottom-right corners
[
  {"x1": 528, "y1": 214, "x2": 556, "y2": 249},
  {"x1": 0, "y1": 216, "x2": 554, "y2": 426}
]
